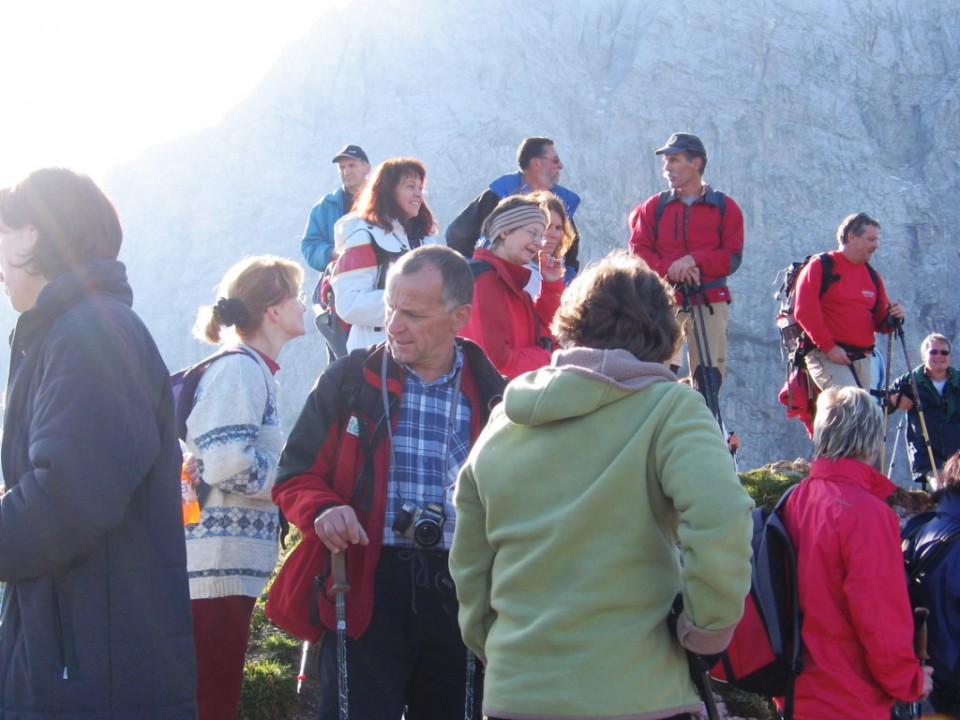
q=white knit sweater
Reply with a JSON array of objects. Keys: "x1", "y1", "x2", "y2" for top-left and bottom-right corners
[{"x1": 184, "y1": 345, "x2": 282, "y2": 599}]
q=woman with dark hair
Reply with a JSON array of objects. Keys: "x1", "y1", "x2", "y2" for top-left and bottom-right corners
[
  {"x1": 902, "y1": 449, "x2": 960, "y2": 716},
  {"x1": 451, "y1": 251, "x2": 754, "y2": 720},
  {"x1": 0, "y1": 168, "x2": 197, "y2": 717},
  {"x1": 780, "y1": 386, "x2": 931, "y2": 718},
  {"x1": 459, "y1": 194, "x2": 564, "y2": 378},
  {"x1": 331, "y1": 157, "x2": 439, "y2": 352},
  {"x1": 524, "y1": 190, "x2": 575, "y2": 297},
  {"x1": 186, "y1": 255, "x2": 306, "y2": 720}
]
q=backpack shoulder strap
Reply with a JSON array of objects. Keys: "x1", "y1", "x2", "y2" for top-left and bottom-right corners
[
  {"x1": 814, "y1": 252, "x2": 838, "y2": 297},
  {"x1": 468, "y1": 258, "x2": 495, "y2": 279},
  {"x1": 652, "y1": 190, "x2": 674, "y2": 241},
  {"x1": 864, "y1": 261, "x2": 882, "y2": 313},
  {"x1": 173, "y1": 347, "x2": 253, "y2": 441}
]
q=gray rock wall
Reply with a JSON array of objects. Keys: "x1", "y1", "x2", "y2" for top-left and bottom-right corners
[{"x1": 2, "y1": 0, "x2": 957, "y2": 476}]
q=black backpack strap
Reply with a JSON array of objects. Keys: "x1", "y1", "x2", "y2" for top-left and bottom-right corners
[
  {"x1": 468, "y1": 258, "x2": 495, "y2": 278},
  {"x1": 652, "y1": 190, "x2": 674, "y2": 241},
  {"x1": 864, "y1": 262, "x2": 882, "y2": 314},
  {"x1": 815, "y1": 253, "x2": 838, "y2": 297}
]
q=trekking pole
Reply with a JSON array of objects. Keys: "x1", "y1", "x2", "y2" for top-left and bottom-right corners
[
  {"x1": 888, "y1": 414, "x2": 906, "y2": 480},
  {"x1": 681, "y1": 284, "x2": 724, "y2": 432},
  {"x1": 689, "y1": 655, "x2": 720, "y2": 720},
  {"x1": 882, "y1": 334, "x2": 894, "y2": 472},
  {"x1": 328, "y1": 550, "x2": 350, "y2": 720},
  {"x1": 464, "y1": 650, "x2": 476, "y2": 720},
  {"x1": 296, "y1": 641, "x2": 310, "y2": 694},
  {"x1": 897, "y1": 326, "x2": 940, "y2": 487},
  {"x1": 909, "y1": 607, "x2": 930, "y2": 719}
]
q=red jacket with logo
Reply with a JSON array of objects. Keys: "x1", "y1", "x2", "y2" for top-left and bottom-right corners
[{"x1": 793, "y1": 250, "x2": 892, "y2": 352}]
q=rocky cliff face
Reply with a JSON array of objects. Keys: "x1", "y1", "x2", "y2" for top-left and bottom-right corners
[{"x1": 4, "y1": 0, "x2": 956, "y2": 476}]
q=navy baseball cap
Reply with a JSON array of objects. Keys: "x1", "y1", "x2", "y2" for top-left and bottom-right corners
[
  {"x1": 332, "y1": 145, "x2": 369, "y2": 163},
  {"x1": 655, "y1": 133, "x2": 706, "y2": 156}
]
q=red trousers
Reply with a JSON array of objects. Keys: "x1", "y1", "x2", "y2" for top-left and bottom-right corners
[{"x1": 192, "y1": 595, "x2": 257, "y2": 720}]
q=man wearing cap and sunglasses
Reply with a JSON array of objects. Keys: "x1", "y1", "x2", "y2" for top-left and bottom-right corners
[
  {"x1": 628, "y1": 132, "x2": 744, "y2": 391},
  {"x1": 301, "y1": 144, "x2": 371, "y2": 272}
]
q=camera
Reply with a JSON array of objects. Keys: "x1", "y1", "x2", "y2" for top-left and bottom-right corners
[{"x1": 392, "y1": 501, "x2": 445, "y2": 548}]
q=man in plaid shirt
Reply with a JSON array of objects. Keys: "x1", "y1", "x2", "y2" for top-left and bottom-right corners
[{"x1": 272, "y1": 245, "x2": 506, "y2": 720}]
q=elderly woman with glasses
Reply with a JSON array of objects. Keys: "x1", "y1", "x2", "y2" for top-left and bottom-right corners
[
  {"x1": 890, "y1": 333, "x2": 960, "y2": 488},
  {"x1": 459, "y1": 194, "x2": 564, "y2": 378}
]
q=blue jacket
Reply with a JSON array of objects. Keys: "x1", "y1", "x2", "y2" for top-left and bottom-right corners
[
  {"x1": 893, "y1": 366, "x2": 960, "y2": 478},
  {"x1": 0, "y1": 260, "x2": 196, "y2": 718},
  {"x1": 301, "y1": 185, "x2": 349, "y2": 271},
  {"x1": 445, "y1": 172, "x2": 582, "y2": 281},
  {"x1": 905, "y1": 492, "x2": 960, "y2": 711}
]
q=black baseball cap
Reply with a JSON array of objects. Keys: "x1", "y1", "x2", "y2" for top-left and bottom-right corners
[
  {"x1": 331, "y1": 145, "x2": 369, "y2": 163},
  {"x1": 655, "y1": 133, "x2": 706, "y2": 156}
]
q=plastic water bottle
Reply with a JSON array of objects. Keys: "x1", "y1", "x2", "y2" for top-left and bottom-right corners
[
  {"x1": 181, "y1": 463, "x2": 201, "y2": 526},
  {"x1": 179, "y1": 440, "x2": 200, "y2": 526}
]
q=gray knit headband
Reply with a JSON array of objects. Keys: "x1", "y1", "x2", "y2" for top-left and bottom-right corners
[{"x1": 486, "y1": 204, "x2": 549, "y2": 244}]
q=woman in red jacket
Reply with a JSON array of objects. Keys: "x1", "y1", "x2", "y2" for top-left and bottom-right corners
[
  {"x1": 781, "y1": 386, "x2": 932, "y2": 718},
  {"x1": 459, "y1": 195, "x2": 564, "y2": 378}
]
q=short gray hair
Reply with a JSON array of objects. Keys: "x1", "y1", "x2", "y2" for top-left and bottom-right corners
[
  {"x1": 812, "y1": 387, "x2": 883, "y2": 462},
  {"x1": 390, "y1": 245, "x2": 474, "y2": 309}
]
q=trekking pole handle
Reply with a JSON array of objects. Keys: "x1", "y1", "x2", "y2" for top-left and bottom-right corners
[
  {"x1": 915, "y1": 607, "x2": 930, "y2": 662},
  {"x1": 328, "y1": 551, "x2": 350, "y2": 596}
]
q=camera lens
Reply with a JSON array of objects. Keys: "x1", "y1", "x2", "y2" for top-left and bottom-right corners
[{"x1": 413, "y1": 520, "x2": 442, "y2": 547}]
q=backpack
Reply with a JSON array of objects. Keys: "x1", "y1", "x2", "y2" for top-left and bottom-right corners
[
  {"x1": 902, "y1": 511, "x2": 960, "y2": 607},
  {"x1": 710, "y1": 484, "x2": 802, "y2": 718},
  {"x1": 774, "y1": 252, "x2": 881, "y2": 359},
  {"x1": 170, "y1": 346, "x2": 258, "y2": 506}
]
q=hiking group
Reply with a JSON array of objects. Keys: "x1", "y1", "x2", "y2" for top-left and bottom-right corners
[{"x1": 0, "y1": 127, "x2": 955, "y2": 720}]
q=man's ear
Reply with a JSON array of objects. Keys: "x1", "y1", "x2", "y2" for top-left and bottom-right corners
[{"x1": 451, "y1": 303, "x2": 472, "y2": 333}]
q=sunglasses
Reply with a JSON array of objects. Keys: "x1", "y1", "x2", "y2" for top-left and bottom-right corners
[{"x1": 928, "y1": 349, "x2": 951, "y2": 356}]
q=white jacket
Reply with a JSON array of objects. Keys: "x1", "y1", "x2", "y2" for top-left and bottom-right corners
[{"x1": 331, "y1": 214, "x2": 439, "y2": 352}]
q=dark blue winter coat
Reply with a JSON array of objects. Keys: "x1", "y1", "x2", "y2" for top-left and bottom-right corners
[
  {"x1": 893, "y1": 365, "x2": 960, "y2": 479},
  {"x1": 0, "y1": 260, "x2": 196, "y2": 719},
  {"x1": 905, "y1": 491, "x2": 960, "y2": 714}
]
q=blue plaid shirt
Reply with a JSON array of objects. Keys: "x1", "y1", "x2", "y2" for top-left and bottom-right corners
[{"x1": 382, "y1": 346, "x2": 473, "y2": 550}]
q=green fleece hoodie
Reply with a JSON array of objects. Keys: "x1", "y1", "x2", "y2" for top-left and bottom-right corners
[{"x1": 450, "y1": 347, "x2": 754, "y2": 720}]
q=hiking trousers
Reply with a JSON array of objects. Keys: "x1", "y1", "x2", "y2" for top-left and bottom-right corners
[
  {"x1": 805, "y1": 347, "x2": 871, "y2": 391},
  {"x1": 673, "y1": 300, "x2": 729, "y2": 380},
  {"x1": 317, "y1": 546, "x2": 482, "y2": 720}
]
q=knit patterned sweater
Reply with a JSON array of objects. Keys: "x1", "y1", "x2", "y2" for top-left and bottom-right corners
[{"x1": 185, "y1": 345, "x2": 281, "y2": 599}]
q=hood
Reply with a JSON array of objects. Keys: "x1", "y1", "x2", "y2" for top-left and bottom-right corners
[{"x1": 503, "y1": 347, "x2": 675, "y2": 427}]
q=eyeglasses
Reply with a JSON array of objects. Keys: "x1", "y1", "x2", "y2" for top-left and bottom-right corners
[
  {"x1": 928, "y1": 349, "x2": 951, "y2": 356},
  {"x1": 539, "y1": 154, "x2": 561, "y2": 165},
  {"x1": 518, "y1": 227, "x2": 544, "y2": 244}
]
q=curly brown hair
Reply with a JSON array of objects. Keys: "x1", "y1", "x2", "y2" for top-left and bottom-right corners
[{"x1": 551, "y1": 251, "x2": 680, "y2": 362}]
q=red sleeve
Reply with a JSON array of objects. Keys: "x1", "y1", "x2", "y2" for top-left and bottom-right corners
[
  {"x1": 460, "y1": 273, "x2": 550, "y2": 380},
  {"x1": 533, "y1": 277, "x2": 563, "y2": 338},
  {"x1": 690, "y1": 198, "x2": 745, "y2": 279},
  {"x1": 628, "y1": 198, "x2": 672, "y2": 277},
  {"x1": 793, "y1": 256, "x2": 835, "y2": 353}
]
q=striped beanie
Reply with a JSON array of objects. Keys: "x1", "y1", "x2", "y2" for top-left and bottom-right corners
[{"x1": 483, "y1": 202, "x2": 548, "y2": 245}]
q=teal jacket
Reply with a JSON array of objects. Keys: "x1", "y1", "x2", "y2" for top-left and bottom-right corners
[{"x1": 450, "y1": 348, "x2": 753, "y2": 719}]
